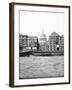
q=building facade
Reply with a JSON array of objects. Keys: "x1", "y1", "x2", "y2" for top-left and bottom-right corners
[
  {"x1": 22, "y1": 35, "x2": 28, "y2": 50},
  {"x1": 27, "y1": 36, "x2": 39, "y2": 50},
  {"x1": 59, "y1": 35, "x2": 64, "y2": 51},
  {"x1": 19, "y1": 34, "x2": 23, "y2": 50},
  {"x1": 19, "y1": 32, "x2": 64, "y2": 52},
  {"x1": 19, "y1": 34, "x2": 39, "y2": 51},
  {"x1": 48, "y1": 32, "x2": 64, "y2": 52},
  {"x1": 19, "y1": 34, "x2": 28, "y2": 50}
]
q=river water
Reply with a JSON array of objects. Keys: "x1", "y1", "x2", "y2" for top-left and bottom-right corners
[{"x1": 19, "y1": 56, "x2": 64, "y2": 79}]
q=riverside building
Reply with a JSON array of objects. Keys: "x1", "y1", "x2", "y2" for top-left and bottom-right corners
[{"x1": 48, "y1": 32, "x2": 64, "y2": 52}]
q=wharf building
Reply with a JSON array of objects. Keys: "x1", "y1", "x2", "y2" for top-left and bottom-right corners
[
  {"x1": 48, "y1": 32, "x2": 64, "y2": 52},
  {"x1": 19, "y1": 34, "x2": 28, "y2": 50},
  {"x1": 19, "y1": 34, "x2": 39, "y2": 51},
  {"x1": 27, "y1": 36, "x2": 39, "y2": 50}
]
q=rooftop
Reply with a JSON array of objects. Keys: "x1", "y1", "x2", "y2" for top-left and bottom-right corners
[{"x1": 50, "y1": 32, "x2": 59, "y2": 36}]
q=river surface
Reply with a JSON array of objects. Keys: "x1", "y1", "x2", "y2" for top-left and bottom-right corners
[{"x1": 19, "y1": 55, "x2": 64, "y2": 79}]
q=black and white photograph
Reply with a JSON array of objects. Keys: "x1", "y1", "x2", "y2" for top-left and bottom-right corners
[
  {"x1": 9, "y1": 3, "x2": 70, "y2": 87},
  {"x1": 19, "y1": 10, "x2": 64, "y2": 79}
]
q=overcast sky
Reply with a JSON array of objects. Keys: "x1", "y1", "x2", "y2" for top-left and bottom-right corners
[{"x1": 20, "y1": 10, "x2": 65, "y2": 38}]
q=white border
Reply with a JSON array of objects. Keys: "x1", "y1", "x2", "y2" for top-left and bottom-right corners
[{"x1": 14, "y1": 5, "x2": 69, "y2": 86}]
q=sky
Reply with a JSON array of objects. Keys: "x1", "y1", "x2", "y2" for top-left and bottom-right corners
[{"x1": 20, "y1": 10, "x2": 65, "y2": 39}]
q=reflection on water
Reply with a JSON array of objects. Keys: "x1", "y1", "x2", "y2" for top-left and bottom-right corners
[{"x1": 19, "y1": 56, "x2": 64, "y2": 79}]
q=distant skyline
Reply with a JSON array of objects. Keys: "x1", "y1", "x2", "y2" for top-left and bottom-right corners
[{"x1": 20, "y1": 10, "x2": 65, "y2": 38}]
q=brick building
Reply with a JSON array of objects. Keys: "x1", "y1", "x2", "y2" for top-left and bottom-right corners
[
  {"x1": 19, "y1": 34, "x2": 39, "y2": 51},
  {"x1": 19, "y1": 34, "x2": 28, "y2": 50},
  {"x1": 48, "y1": 32, "x2": 64, "y2": 52},
  {"x1": 27, "y1": 36, "x2": 39, "y2": 50}
]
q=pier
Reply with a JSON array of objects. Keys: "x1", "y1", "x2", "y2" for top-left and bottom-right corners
[{"x1": 20, "y1": 50, "x2": 64, "y2": 57}]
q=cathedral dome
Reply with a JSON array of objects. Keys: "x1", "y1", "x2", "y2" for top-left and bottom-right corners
[
  {"x1": 40, "y1": 33, "x2": 46, "y2": 39},
  {"x1": 39, "y1": 30, "x2": 47, "y2": 44}
]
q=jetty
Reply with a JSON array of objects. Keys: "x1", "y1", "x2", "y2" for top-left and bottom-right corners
[{"x1": 19, "y1": 50, "x2": 64, "y2": 57}]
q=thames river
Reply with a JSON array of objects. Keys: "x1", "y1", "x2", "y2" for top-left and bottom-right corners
[{"x1": 19, "y1": 56, "x2": 64, "y2": 79}]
